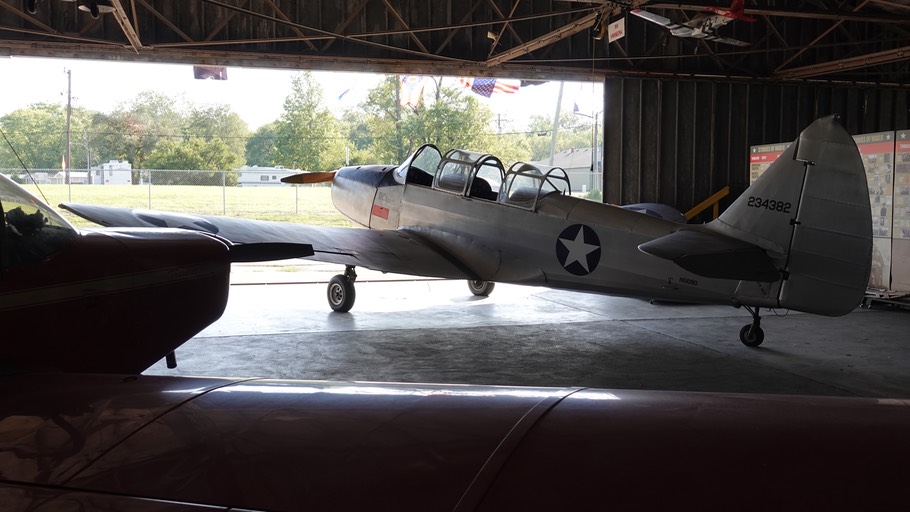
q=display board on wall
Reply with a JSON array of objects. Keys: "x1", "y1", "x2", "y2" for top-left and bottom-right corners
[
  {"x1": 749, "y1": 143, "x2": 790, "y2": 184},
  {"x1": 893, "y1": 130, "x2": 910, "y2": 291},
  {"x1": 749, "y1": 131, "x2": 906, "y2": 293},
  {"x1": 856, "y1": 132, "x2": 895, "y2": 290}
]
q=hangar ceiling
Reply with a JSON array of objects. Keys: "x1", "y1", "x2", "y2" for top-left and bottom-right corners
[{"x1": 0, "y1": 0, "x2": 909, "y2": 84}]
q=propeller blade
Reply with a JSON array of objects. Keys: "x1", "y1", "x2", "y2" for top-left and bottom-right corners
[
  {"x1": 229, "y1": 242, "x2": 314, "y2": 263},
  {"x1": 281, "y1": 171, "x2": 337, "y2": 184}
]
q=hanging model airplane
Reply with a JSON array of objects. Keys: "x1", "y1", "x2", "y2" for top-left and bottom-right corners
[
  {"x1": 0, "y1": 174, "x2": 312, "y2": 374},
  {"x1": 631, "y1": 0, "x2": 756, "y2": 47},
  {"x1": 62, "y1": 116, "x2": 873, "y2": 348}
]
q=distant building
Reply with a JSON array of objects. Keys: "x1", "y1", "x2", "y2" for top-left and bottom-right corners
[
  {"x1": 532, "y1": 148, "x2": 602, "y2": 193},
  {"x1": 23, "y1": 172, "x2": 51, "y2": 185},
  {"x1": 236, "y1": 165, "x2": 299, "y2": 186},
  {"x1": 91, "y1": 160, "x2": 132, "y2": 185},
  {"x1": 47, "y1": 171, "x2": 89, "y2": 184}
]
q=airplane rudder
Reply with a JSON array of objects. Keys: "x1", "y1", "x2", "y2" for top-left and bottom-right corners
[
  {"x1": 716, "y1": 116, "x2": 872, "y2": 315},
  {"x1": 778, "y1": 116, "x2": 872, "y2": 315}
]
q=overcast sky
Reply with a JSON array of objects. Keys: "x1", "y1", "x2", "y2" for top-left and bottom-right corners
[{"x1": 0, "y1": 56, "x2": 602, "y2": 131}]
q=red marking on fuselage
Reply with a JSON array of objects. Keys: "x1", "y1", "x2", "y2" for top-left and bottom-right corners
[{"x1": 371, "y1": 204, "x2": 390, "y2": 220}]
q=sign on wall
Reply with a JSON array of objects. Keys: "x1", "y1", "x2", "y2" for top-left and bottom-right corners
[{"x1": 892, "y1": 130, "x2": 910, "y2": 291}]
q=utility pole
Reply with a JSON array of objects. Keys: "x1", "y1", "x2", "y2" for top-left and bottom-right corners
[
  {"x1": 395, "y1": 75, "x2": 402, "y2": 163},
  {"x1": 65, "y1": 68, "x2": 72, "y2": 185},
  {"x1": 83, "y1": 128, "x2": 92, "y2": 184},
  {"x1": 548, "y1": 81, "x2": 564, "y2": 165}
]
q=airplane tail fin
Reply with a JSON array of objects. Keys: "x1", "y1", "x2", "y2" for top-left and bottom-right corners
[
  {"x1": 639, "y1": 115, "x2": 871, "y2": 316},
  {"x1": 713, "y1": 115, "x2": 872, "y2": 315},
  {"x1": 708, "y1": 0, "x2": 757, "y2": 22}
]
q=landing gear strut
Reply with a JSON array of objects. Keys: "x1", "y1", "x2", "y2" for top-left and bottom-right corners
[
  {"x1": 327, "y1": 266, "x2": 357, "y2": 312},
  {"x1": 739, "y1": 305, "x2": 764, "y2": 347}
]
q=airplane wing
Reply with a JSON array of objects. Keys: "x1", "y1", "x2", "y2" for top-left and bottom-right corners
[
  {"x1": 703, "y1": 34, "x2": 750, "y2": 46},
  {"x1": 60, "y1": 203, "x2": 475, "y2": 280},
  {"x1": 630, "y1": 9, "x2": 677, "y2": 30}
]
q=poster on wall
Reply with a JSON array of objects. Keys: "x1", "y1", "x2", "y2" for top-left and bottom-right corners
[
  {"x1": 854, "y1": 131, "x2": 895, "y2": 290},
  {"x1": 748, "y1": 142, "x2": 791, "y2": 184},
  {"x1": 891, "y1": 129, "x2": 910, "y2": 292},
  {"x1": 856, "y1": 132, "x2": 895, "y2": 238}
]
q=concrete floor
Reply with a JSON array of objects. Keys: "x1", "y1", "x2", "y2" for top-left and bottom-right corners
[{"x1": 145, "y1": 261, "x2": 910, "y2": 398}]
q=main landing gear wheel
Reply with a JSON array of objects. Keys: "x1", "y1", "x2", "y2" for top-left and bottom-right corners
[
  {"x1": 468, "y1": 280, "x2": 495, "y2": 296},
  {"x1": 327, "y1": 266, "x2": 357, "y2": 312},
  {"x1": 739, "y1": 305, "x2": 764, "y2": 347}
]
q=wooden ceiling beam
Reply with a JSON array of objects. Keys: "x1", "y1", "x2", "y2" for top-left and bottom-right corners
[
  {"x1": 485, "y1": 11, "x2": 598, "y2": 67},
  {"x1": 776, "y1": 44, "x2": 910, "y2": 78}
]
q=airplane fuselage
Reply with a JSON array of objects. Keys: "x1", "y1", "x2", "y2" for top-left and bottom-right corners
[
  {"x1": 332, "y1": 163, "x2": 741, "y2": 306},
  {"x1": 673, "y1": 14, "x2": 730, "y2": 38}
]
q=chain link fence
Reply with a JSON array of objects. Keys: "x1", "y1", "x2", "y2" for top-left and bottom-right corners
[{"x1": 3, "y1": 168, "x2": 349, "y2": 227}]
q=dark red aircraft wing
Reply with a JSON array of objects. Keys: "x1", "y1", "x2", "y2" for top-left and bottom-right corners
[{"x1": 3, "y1": 375, "x2": 910, "y2": 511}]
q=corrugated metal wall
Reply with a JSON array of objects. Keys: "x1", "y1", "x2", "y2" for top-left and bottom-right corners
[{"x1": 603, "y1": 77, "x2": 910, "y2": 221}]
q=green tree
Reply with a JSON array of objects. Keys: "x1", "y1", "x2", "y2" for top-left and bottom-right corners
[
  {"x1": 340, "y1": 110, "x2": 374, "y2": 166},
  {"x1": 526, "y1": 112, "x2": 598, "y2": 162},
  {"x1": 185, "y1": 104, "x2": 249, "y2": 166},
  {"x1": 358, "y1": 75, "x2": 404, "y2": 164},
  {"x1": 353, "y1": 75, "x2": 503, "y2": 165},
  {"x1": 245, "y1": 121, "x2": 280, "y2": 166},
  {"x1": 274, "y1": 72, "x2": 345, "y2": 171},
  {"x1": 481, "y1": 132, "x2": 533, "y2": 167},
  {"x1": 0, "y1": 103, "x2": 97, "y2": 173},
  {"x1": 145, "y1": 136, "x2": 242, "y2": 185},
  {"x1": 106, "y1": 91, "x2": 183, "y2": 171}
]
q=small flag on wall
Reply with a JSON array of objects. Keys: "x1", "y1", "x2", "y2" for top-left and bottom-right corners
[{"x1": 193, "y1": 66, "x2": 228, "y2": 80}]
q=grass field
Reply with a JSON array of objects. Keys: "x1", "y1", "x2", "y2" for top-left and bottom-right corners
[{"x1": 24, "y1": 184, "x2": 351, "y2": 228}]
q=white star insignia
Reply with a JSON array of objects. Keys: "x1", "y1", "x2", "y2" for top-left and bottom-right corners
[{"x1": 559, "y1": 228, "x2": 599, "y2": 272}]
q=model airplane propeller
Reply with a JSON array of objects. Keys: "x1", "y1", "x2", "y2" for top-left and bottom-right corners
[
  {"x1": 63, "y1": 115, "x2": 872, "y2": 347},
  {"x1": 282, "y1": 170, "x2": 337, "y2": 183}
]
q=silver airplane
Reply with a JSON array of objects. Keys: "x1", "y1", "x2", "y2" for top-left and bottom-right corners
[
  {"x1": 631, "y1": 0, "x2": 756, "y2": 47},
  {"x1": 63, "y1": 116, "x2": 872, "y2": 347}
]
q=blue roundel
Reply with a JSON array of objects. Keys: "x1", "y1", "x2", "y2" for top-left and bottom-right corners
[{"x1": 556, "y1": 224, "x2": 601, "y2": 276}]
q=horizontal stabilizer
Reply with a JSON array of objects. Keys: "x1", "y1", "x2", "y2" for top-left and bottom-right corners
[
  {"x1": 639, "y1": 229, "x2": 779, "y2": 282},
  {"x1": 622, "y1": 202, "x2": 686, "y2": 223}
]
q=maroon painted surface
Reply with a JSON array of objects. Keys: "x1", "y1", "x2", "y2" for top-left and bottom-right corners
[
  {"x1": 2, "y1": 375, "x2": 909, "y2": 511},
  {"x1": 1, "y1": 228, "x2": 232, "y2": 373}
]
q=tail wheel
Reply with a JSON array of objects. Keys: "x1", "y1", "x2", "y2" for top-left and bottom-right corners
[
  {"x1": 328, "y1": 275, "x2": 356, "y2": 312},
  {"x1": 468, "y1": 280, "x2": 495, "y2": 296}
]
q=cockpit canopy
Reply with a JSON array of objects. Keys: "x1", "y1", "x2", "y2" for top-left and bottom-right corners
[
  {"x1": 500, "y1": 162, "x2": 570, "y2": 210},
  {"x1": 1, "y1": 174, "x2": 78, "y2": 269},
  {"x1": 395, "y1": 144, "x2": 571, "y2": 211}
]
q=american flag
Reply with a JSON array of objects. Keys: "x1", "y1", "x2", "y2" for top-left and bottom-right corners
[{"x1": 458, "y1": 77, "x2": 520, "y2": 97}]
